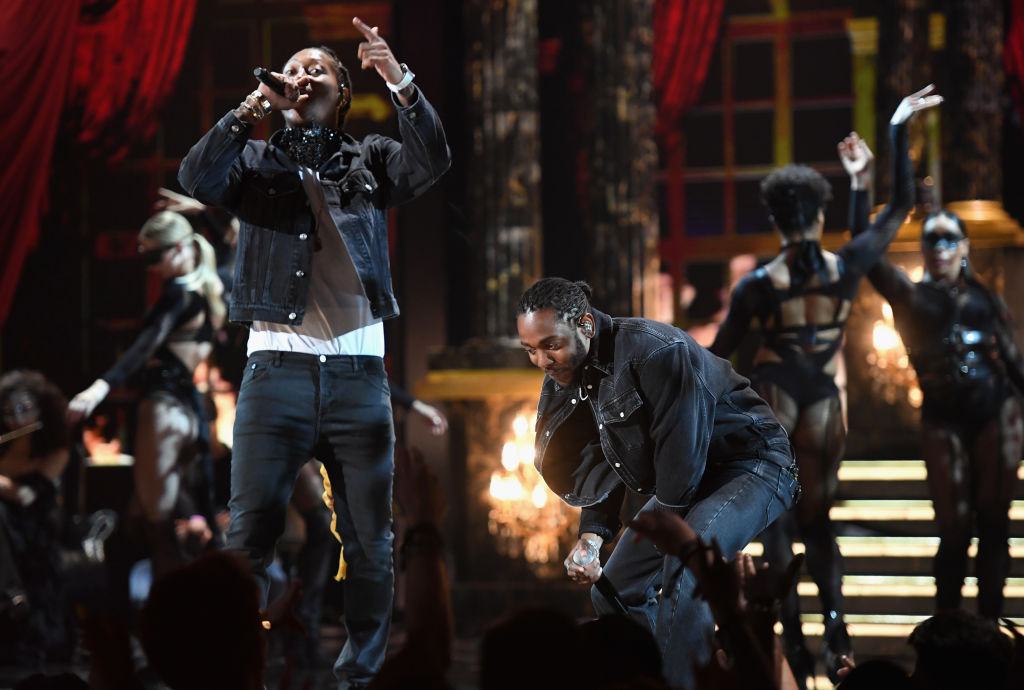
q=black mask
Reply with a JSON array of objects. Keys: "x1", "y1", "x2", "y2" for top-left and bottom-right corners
[
  {"x1": 922, "y1": 232, "x2": 964, "y2": 251},
  {"x1": 277, "y1": 123, "x2": 343, "y2": 169},
  {"x1": 139, "y1": 245, "x2": 173, "y2": 266}
]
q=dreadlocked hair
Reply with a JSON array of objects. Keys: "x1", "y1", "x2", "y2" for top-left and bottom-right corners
[
  {"x1": 761, "y1": 164, "x2": 833, "y2": 235},
  {"x1": 517, "y1": 278, "x2": 593, "y2": 325}
]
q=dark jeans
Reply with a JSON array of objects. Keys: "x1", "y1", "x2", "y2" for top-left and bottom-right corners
[
  {"x1": 228, "y1": 351, "x2": 395, "y2": 688},
  {"x1": 593, "y1": 452, "x2": 799, "y2": 690}
]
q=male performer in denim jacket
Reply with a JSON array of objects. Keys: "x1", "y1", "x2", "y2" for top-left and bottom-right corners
[
  {"x1": 517, "y1": 277, "x2": 799, "y2": 690},
  {"x1": 179, "y1": 17, "x2": 450, "y2": 689}
]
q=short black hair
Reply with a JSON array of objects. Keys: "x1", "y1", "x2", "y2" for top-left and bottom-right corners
[
  {"x1": 760, "y1": 164, "x2": 833, "y2": 234},
  {"x1": 517, "y1": 278, "x2": 593, "y2": 325},
  {"x1": 908, "y1": 610, "x2": 1011, "y2": 690}
]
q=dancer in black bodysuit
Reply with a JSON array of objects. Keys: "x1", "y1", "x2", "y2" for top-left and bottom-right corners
[
  {"x1": 69, "y1": 210, "x2": 225, "y2": 578},
  {"x1": 854, "y1": 203, "x2": 1024, "y2": 622},
  {"x1": 710, "y1": 86, "x2": 942, "y2": 686}
]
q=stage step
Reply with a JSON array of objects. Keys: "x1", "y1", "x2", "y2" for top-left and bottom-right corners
[{"x1": 753, "y1": 459, "x2": 1024, "y2": 675}]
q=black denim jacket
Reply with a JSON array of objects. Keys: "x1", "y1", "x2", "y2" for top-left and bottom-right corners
[
  {"x1": 533, "y1": 309, "x2": 793, "y2": 540},
  {"x1": 178, "y1": 87, "x2": 451, "y2": 326}
]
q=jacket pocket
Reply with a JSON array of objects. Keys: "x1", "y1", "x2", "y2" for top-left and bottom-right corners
[
  {"x1": 240, "y1": 170, "x2": 306, "y2": 229},
  {"x1": 599, "y1": 390, "x2": 647, "y2": 452},
  {"x1": 599, "y1": 390, "x2": 643, "y2": 425}
]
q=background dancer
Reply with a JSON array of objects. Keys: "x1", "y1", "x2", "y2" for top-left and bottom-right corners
[{"x1": 709, "y1": 86, "x2": 941, "y2": 686}]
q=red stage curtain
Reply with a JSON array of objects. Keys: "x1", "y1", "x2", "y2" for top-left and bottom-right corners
[
  {"x1": 652, "y1": 0, "x2": 726, "y2": 140},
  {"x1": 0, "y1": 0, "x2": 196, "y2": 329},
  {"x1": 1006, "y1": 0, "x2": 1024, "y2": 125}
]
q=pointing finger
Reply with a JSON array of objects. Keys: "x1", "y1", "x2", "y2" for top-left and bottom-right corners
[{"x1": 352, "y1": 16, "x2": 377, "y2": 40}]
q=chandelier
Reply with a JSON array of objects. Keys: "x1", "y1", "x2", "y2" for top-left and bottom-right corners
[
  {"x1": 486, "y1": 409, "x2": 577, "y2": 577},
  {"x1": 865, "y1": 269, "x2": 923, "y2": 409}
]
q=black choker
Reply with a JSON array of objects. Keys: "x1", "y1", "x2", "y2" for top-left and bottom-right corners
[
  {"x1": 277, "y1": 124, "x2": 342, "y2": 169},
  {"x1": 782, "y1": 239, "x2": 830, "y2": 291}
]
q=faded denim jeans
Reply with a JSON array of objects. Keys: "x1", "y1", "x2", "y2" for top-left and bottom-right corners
[
  {"x1": 593, "y1": 451, "x2": 800, "y2": 690},
  {"x1": 228, "y1": 350, "x2": 395, "y2": 689}
]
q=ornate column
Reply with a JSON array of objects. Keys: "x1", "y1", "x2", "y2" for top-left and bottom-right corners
[
  {"x1": 576, "y1": 0, "x2": 659, "y2": 317},
  {"x1": 464, "y1": 0, "x2": 543, "y2": 338},
  {"x1": 418, "y1": 1, "x2": 589, "y2": 624},
  {"x1": 873, "y1": 0, "x2": 931, "y2": 200},
  {"x1": 942, "y1": 0, "x2": 1003, "y2": 203}
]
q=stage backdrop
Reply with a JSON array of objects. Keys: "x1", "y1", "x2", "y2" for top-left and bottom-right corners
[{"x1": 0, "y1": 0, "x2": 196, "y2": 329}]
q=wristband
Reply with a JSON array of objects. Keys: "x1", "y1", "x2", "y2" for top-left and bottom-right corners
[{"x1": 386, "y1": 63, "x2": 415, "y2": 93}]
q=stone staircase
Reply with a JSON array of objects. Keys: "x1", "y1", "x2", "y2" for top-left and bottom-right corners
[{"x1": 748, "y1": 459, "x2": 1024, "y2": 686}]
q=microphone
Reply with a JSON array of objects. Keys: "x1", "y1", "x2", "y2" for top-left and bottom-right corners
[
  {"x1": 253, "y1": 67, "x2": 286, "y2": 96},
  {"x1": 572, "y1": 543, "x2": 630, "y2": 616}
]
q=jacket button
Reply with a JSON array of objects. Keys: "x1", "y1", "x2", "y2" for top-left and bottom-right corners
[
  {"x1": 619, "y1": 412, "x2": 625, "y2": 418},
  {"x1": 364, "y1": 183, "x2": 373, "y2": 191},
  {"x1": 299, "y1": 233, "x2": 308, "y2": 240},
  {"x1": 296, "y1": 270, "x2": 304, "y2": 277},
  {"x1": 319, "y1": 355, "x2": 327, "y2": 363},
  {"x1": 586, "y1": 384, "x2": 593, "y2": 390},
  {"x1": 545, "y1": 431, "x2": 551, "y2": 437},
  {"x1": 230, "y1": 124, "x2": 240, "y2": 133},
  {"x1": 599, "y1": 424, "x2": 603, "y2": 430},
  {"x1": 571, "y1": 399, "x2": 576, "y2": 405},
  {"x1": 614, "y1": 463, "x2": 621, "y2": 468},
  {"x1": 288, "y1": 312, "x2": 297, "y2": 320}
]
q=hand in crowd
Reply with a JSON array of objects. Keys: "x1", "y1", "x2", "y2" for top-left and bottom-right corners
[
  {"x1": 889, "y1": 83, "x2": 943, "y2": 126},
  {"x1": 627, "y1": 508, "x2": 699, "y2": 559},
  {"x1": 394, "y1": 446, "x2": 447, "y2": 527}
]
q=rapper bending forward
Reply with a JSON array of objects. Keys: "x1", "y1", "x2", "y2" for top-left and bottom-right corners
[
  {"x1": 178, "y1": 17, "x2": 450, "y2": 689},
  {"x1": 517, "y1": 278, "x2": 800, "y2": 690}
]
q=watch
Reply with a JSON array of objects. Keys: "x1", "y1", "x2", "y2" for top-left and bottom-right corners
[{"x1": 386, "y1": 63, "x2": 415, "y2": 93}]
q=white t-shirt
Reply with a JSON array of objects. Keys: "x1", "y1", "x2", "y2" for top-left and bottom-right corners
[{"x1": 247, "y1": 167, "x2": 385, "y2": 357}]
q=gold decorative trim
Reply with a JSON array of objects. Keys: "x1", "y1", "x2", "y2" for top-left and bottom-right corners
[
  {"x1": 415, "y1": 368, "x2": 544, "y2": 401},
  {"x1": 885, "y1": 200, "x2": 1024, "y2": 250}
]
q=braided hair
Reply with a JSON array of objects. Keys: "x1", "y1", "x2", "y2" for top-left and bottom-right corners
[
  {"x1": 517, "y1": 278, "x2": 593, "y2": 325},
  {"x1": 315, "y1": 45, "x2": 352, "y2": 125}
]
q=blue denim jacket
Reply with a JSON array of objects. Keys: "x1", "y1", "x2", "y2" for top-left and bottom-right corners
[
  {"x1": 178, "y1": 87, "x2": 451, "y2": 326},
  {"x1": 533, "y1": 309, "x2": 793, "y2": 539}
]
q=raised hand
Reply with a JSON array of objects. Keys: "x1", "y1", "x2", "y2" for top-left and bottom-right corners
[
  {"x1": 67, "y1": 379, "x2": 110, "y2": 423},
  {"x1": 890, "y1": 83, "x2": 943, "y2": 125},
  {"x1": 838, "y1": 131, "x2": 874, "y2": 190},
  {"x1": 627, "y1": 509, "x2": 698, "y2": 558},
  {"x1": 353, "y1": 16, "x2": 404, "y2": 85}
]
